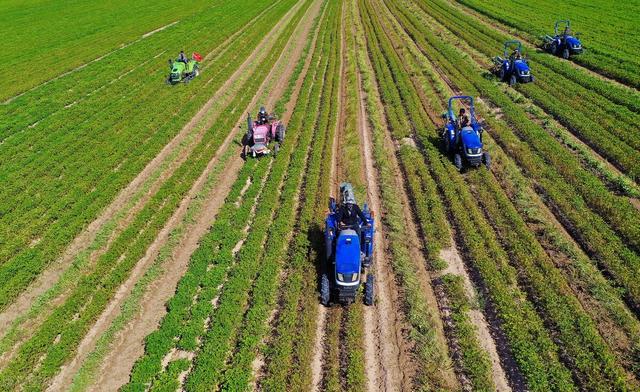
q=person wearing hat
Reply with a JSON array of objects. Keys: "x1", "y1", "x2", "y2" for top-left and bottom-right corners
[
  {"x1": 178, "y1": 50, "x2": 188, "y2": 64},
  {"x1": 257, "y1": 106, "x2": 269, "y2": 125},
  {"x1": 457, "y1": 108, "x2": 470, "y2": 129},
  {"x1": 335, "y1": 188, "x2": 369, "y2": 239}
]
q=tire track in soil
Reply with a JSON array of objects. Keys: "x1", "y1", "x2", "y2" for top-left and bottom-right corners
[
  {"x1": 0, "y1": 0, "x2": 291, "y2": 350},
  {"x1": 355, "y1": 47, "x2": 409, "y2": 392},
  {"x1": 44, "y1": 1, "x2": 314, "y2": 389},
  {"x1": 70, "y1": 1, "x2": 322, "y2": 389}
]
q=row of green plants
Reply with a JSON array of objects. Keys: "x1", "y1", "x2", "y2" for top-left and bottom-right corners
[
  {"x1": 0, "y1": 0, "x2": 297, "y2": 313},
  {"x1": 414, "y1": 0, "x2": 640, "y2": 179},
  {"x1": 373, "y1": 5, "x2": 502, "y2": 388},
  {"x1": 395, "y1": 0, "x2": 640, "y2": 312},
  {"x1": 358, "y1": 0, "x2": 461, "y2": 388},
  {"x1": 368, "y1": 0, "x2": 582, "y2": 389},
  {"x1": 126, "y1": 2, "x2": 329, "y2": 388},
  {"x1": 455, "y1": 0, "x2": 640, "y2": 88},
  {"x1": 384, "y1": 0, "x2": 637, "y2": 388},
  {"x1": 0, "y1": 0, "x2": 216, "y2": 100},
  {"x1": 257, "y1": 4, "x2": 340, "y2": 390},
  {"x1": 0, "y1": 2, "x2": 312, "y2": 388}
]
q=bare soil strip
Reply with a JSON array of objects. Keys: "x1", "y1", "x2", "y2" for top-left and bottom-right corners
[{"x1": 58, "y1": 1, "x2": 322, "y2": 390}]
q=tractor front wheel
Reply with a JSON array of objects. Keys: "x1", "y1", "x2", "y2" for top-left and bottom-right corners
[
  {"x1": 454, "y1": 153, "x2": 463, "y2": 171},
  {"x1": 320, "y1": 274, "x2": 330, "y2": 306},
  {"x1": 509, "y1": 74, "x2": 517, "y2": 86},
  {"x1": 274, "y1": 143, "x2": 279, "y2": 157},
  {"x1": 562, "y1": 48, "x2": 570, "y2": 59},
  {"x1": 364, "y1": 274, "x2": 374, "y2": 306}
]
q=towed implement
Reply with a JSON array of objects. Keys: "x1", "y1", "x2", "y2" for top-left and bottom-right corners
[
  {"x1": 321, "y1": 183, "x2": 375, "y2": 306},
  {"x1": 441, "y1": 96, "x2": 490, "y2": 171},
  {"x1": 542, "y1": 20, "x2": 583, "y2": 59}
]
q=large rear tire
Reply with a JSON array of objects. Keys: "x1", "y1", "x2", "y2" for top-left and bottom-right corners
[
  {"x1": 454, "y1": 153, "x2": 463, "y2": 171},
  {"x1": 483, "y1": 151, "x2": 491, "y2": 169},
  {"x1": 320, "y1": 274, "x2": 330, "y2": 306},
  {"x1": 498, "y1": 67, "x2": 505, "y2": 81},
  {"x1": 276, "y1": 124, "x2": 285, "y2": 143},
  {"x1": 364, "y1": 274, "x2": 374, "y2": 306},
  {"x1": 274, "y1": 143, "x2": 279, "y2": 157}
]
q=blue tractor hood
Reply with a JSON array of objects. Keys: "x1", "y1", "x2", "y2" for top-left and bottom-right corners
[
  {"x1": 566, "y1": 36, "x2": 581, "y2": 47},
  {"x1": 514, "y1": 60, "x2": 530, "y2": 73},
  {"x1": 335, "y1": 230, "x2": 361, "y2": 274},
  {"x1": 460, "y1": 127, "x2": 482, "y2": 149}
]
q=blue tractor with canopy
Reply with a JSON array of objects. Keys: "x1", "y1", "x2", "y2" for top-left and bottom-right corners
[
  {"x1": 441, "y1": 96, "x2": 490, "y2": 171},
  {"x1": 542, "y1": 20, "x2": 583, "y2": 59},
  {"x1": 492, "y1": 40, "x2": 533, "y2": 86},
  {"x1": 321, "y1": 183, "x2": 375, "y2": 306}
]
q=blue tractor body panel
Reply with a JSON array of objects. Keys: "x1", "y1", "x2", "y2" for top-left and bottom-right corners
[
  {"x1": 441, "y1": 96, "x2": 489, "y2": 170},
  {"x1": 323, "y1": 193, "x2": 375, "y2": 305}
]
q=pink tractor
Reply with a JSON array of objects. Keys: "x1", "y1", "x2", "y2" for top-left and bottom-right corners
[{"x1": 242, "y1": 106, "x2": 285, "y2": 158}]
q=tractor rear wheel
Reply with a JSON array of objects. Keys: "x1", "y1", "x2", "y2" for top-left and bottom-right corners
[
  {"x1": 483, "y1": 151, "x2": 491, "y2": 169},
  {"x1": 498, "y1": 68, "x2": 505, "y2": 81},
  {"x1": 454, "y1": 153, "x2": 463, "y2": 171},
  {"x1": 364, "y1": 274, "x2": 374, "y2": 306},
  {"x1": 320, "y1": 274, "x2": 330, "y2": 306},
  {"x1": 562, "y1": 48, "x2": 570, "y2": 59},
  {"x1": 276, "y1": 124, "x2": 285, "y2": 142},
  {"x1": 274, "y1": 143, "x2": 279, "y2": 157}
]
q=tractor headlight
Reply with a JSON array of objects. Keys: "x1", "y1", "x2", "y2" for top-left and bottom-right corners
[
  {"x1": 352, "y1": 273, "x2": 359, "y2": 281},
  {"x1": 467, "y1": 148, "x2": 472, "y2": 154},
  {"x1": 337, "y1": 273, "x2": 344, "y2": 282}
]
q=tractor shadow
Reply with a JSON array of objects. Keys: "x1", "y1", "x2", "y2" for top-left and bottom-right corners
[{"x1": 308, "y1": 222, "x2": 327, "y2": 301}]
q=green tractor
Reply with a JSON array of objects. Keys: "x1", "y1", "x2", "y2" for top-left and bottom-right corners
[{"x1": 167, "y1": 52, "x2": 202, "y2": 84}]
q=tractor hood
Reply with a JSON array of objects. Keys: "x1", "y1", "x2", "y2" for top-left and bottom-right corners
[
  {"x1": 566, "y1": 36, "x2": 581, "y2": 47},
  {"x1": 335, "y1": 230, "x2": 361, "y2": 277},
  {"x1": 514, "y1": 60, "x2": 530, "y2": 73},
  {"x1": 171, "y1": 62, "x2": 186, "y2": 73},
  {"x1": 460, "y1": 127, "x2": 482, "y2": 149},
  {"x1": 253, "y1": 124, "x2": 270, "y2": 138}
]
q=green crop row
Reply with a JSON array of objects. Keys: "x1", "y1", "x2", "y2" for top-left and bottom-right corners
[
  {"x1": 358, "y1": 0, "x2": 460, "y2": 388},
  {"x1": 455, "y1": 0, "x2": 640, "y2": 88},
  {"x1": 0, "y1": 0, "x2": 297, "y2": 313},
  {"x1": 440, "y1": 274, "x2": 495, "y2": 392},
  {"x1": 412, "y1": 0, "x2": 640, "y2": 179},
  {"x1": 383, "y1": 0, "x2": 637, "y2": 388},
  {"x1": 256, "y1": 2, "x2": 338, "y2": 390},
  {"x1": 0, "y1": 0, "x2": 217, "y2": 100},
  {"x1": 393, "y1": 0, "x2": 640, "y2": 311},
  {"x1": 0, "y1": 3, "x2": 309, "y2": 389},
  {"x1": 367, "y1": 0, "x2": 580, "y2": 389}
]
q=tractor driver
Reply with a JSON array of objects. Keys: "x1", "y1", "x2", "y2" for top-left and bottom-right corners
[
  {"x1": 257, "y1": 106, "x2": 269, "y2": 125},
  {"x1": 178, "y1": 50, "x2": 188, "y2": 64},
  {"x1": 510, "y1": 48, "x2": 522, "y2": 61},
  {"x1": 335, "y1": 191, "x2": 369, "y2": 239},
  {"x1": 457, "y1": 108, "x2": 470, "y2": 129}
]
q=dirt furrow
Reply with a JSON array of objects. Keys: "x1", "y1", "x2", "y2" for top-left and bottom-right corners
[
  {"x1": 356, "y1": 56, "x2": 409, "y2": 392},
  {"x1": 45, "y1": 1, "x2": 314, "y2": 389}
]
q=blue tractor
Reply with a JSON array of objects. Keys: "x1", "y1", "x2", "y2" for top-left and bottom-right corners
[
  {"x1": 492, "y1": 40, "x2": 533, "y2": 86},
  {"x1": 542, "y1": 20, "x2": 583, "y2": 59},
  {"x1": 441, "y1": 96, "x2": 490, "y2": 171},
  {"x1": 321, "y1": 183, "x2": 375, "y2": 306}
]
